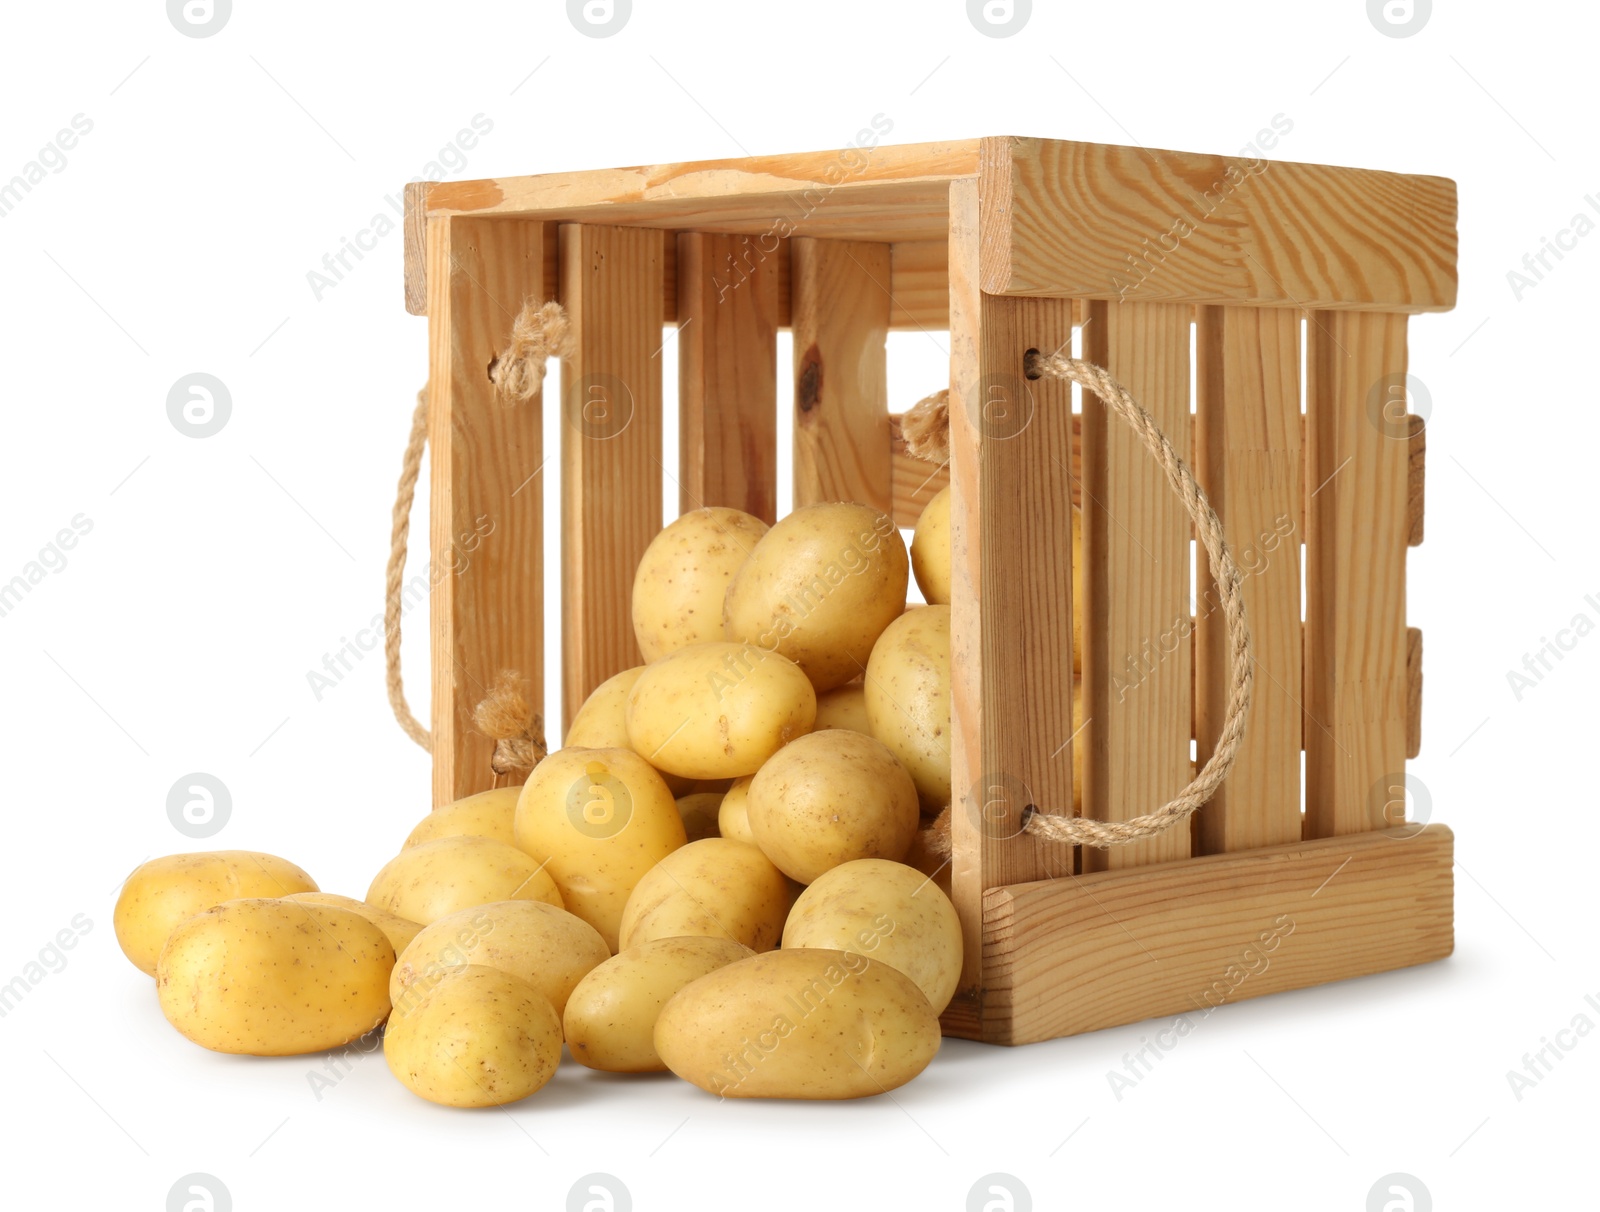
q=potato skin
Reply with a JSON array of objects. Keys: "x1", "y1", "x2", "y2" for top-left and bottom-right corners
[
  {"x1": 366, "y1": 836, "x2": 562, "y2": 926},
  {"x1": 909, "y1": 485, "x2": 951, "y2": 605},
  {"x1": 403, "y1": 787, "x2": 522, "y2": 850},
  {"x1": 632, "y1": 507, "x2": 769, "y2": 663},
  {"x1": 813, "y1": 683, "x2": 872, "y2": 735},
  {"x1": 385, "y1": 965, "x2": 561, "y2": 1108},
  {"x1": 156, "y1": 899, "x2": 393, "y2": 1056},
  {"x1": 514, "y1": 746, "x2": 687, "y2": 950},
  {"x1": 114, "y1": 851, "x2": 318, "y2": 976},
  {"x1": 722, "y1": 502, "x2": 909, "y2": 693},
  {"x1": 655, "y1": 949, "x2": 940, "y2": 1099},
  {"x1": 565, "y1": 666, "x2": 692, "y2": 796},
  {"x1": 619, "y1": 839, "x2": 791, "y2": 952},
  {"x1": 782, "y1": 858, "x2": 963, "y2": 1014},
  {"x1": 625, "y1": 641, "x2": 816, "y2": 780},
  {"x1": 281, "y1": 892, "x2": 422, "y2": 954},
  {"x1": 716, "y1": 776, "x2": 757, "y2": 846},
  {"x1": 390, "y1": 899, "x2": 609, "y2": 1020},
  {"x1": 674, "y1": 792, "x2": 724, "y2": 843},
  {"x1": 564, "y1": 936, "x2": 753, "y2": 1072},
  {"x1": 747, "y1": 730, "x2": 920, "y2": 884},
  {"x1": 863, "y1": 605, "x2": 951, "y2": 813}
]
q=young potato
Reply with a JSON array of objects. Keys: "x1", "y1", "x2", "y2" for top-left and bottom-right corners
[
  {"x1": 366, "y1": 836, "x2": 562, "y2": 926},
  {"x1": 723, "y1": 501, "x2": 909, "y2": 692},
  {"x1": 564, "y1": 936, "x2": 753, "y2": 1072},
  {"x1": 280, "y1": 892, "x2": 423, "y2": 954},
  {"x1": 626, "y1": 641, "x2": 816, "y2": 780},
  {"x1": 632, "y1": 506, "x2": 769, "y2": 663},
  {"x1": 403, "y1": 786, "x2": 522, "y2": 850},
  {"x1": 863, "y1": 605, "x2": 951, "y2": 813},
  {"x1": 156, "y1": 899, "x2": 393, "y2": 1055},
  {"x1": 674, "y1": 792, "x2": 724, "y2": 843},
  {"x1": 909, "y1": 485, "x2": 951, "y2": 605},
  {"x1": 619, "y1": 838, "x2": 791, "y2": 952},
  {"x1": 782, "y1": 858, "x2": 963, "y2": 1014},
  {"x1": 390, "y1": 899, "x2": 609, "y2": 1019},
  {"x1": 566, "y1": 666, "x2": 692, "y2": 796},
  {"x1": 114, "y1": 851, "x2": 318, "y2": 976},
  {"x1": 514, "y1": 746, "x2": 687, "y2": 950},
  {"x1": 385, "y1": 965, "x2": 561, "y2": 1108},
  {"x1": 747, "y1": 730, "x2": 919, "y2": 884},
  {"x1": 813, "y1": 683, "x2": 873, "y2": 734},
  {"x1": 716, "y1": 776, "x2": 757, "y2": 846},
  {"x1": 655, "y1": 949, "x2": 940, "y2": 1099}
]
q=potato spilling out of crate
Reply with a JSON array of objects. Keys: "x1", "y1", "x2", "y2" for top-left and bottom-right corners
[{"x1": 115, "y1": 497, "x2": 968, "y2": 1103}]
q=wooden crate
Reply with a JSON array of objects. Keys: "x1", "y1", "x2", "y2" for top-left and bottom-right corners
[{"x1": 406, "y1": 136, "x2": 1457, "y2": 1046}]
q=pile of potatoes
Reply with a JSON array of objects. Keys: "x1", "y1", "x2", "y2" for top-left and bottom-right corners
[{"x1": 115, "y1": 490, "x2": 1019, "y2": 1105}]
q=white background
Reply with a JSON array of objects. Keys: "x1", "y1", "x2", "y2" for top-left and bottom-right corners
[{"x1": 1, "y1": 1, "x2": 1593, "y2": 1209}]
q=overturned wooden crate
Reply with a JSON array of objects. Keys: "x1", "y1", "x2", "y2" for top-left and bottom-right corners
[{"x1": 407, "y1": 136, "x2": 1457, "y2": 1045}]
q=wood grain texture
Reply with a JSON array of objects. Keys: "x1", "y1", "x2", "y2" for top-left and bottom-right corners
[
  {"x1": 1081, "y1": 301, "x2": 1194, "y2": 870},
  {"x1": 1407, "y1": 626, "x2": 1423, "y2": 760},
  {"x1": 676, "y1": 232, "x2": 779, "y2": 523},
  {"x1": 889, "y1": 239, "x2": 950, "y2": 330},
  {"x1": 791, "y1": 238, "x2": 892, "y2": 512},
  {"x1": 979, "y1": 136, "x2": 1458, "y2": 312},
  {"x1": 558, "y1": 223, "x2": 665, "y2": 731},
  {"x1": 964, "y1": 824, "x2": 1454, "y2": 1044},
  {"x1": 1304, "y1": 312, "x2": 1410, "y2": 836},
  {"x1": 425, "y1": 216, "x2": 549, "y2": 805},
  {"x1": 947, "y1": 178, "x2": 1077, "y2": 1004},
  {"x1": 889, "y1": 420, "x2": 949, "y2": 530},
  {"x1": 1408, "y1": 412, "x2": 1426, "y2": 546},
  {"x1": 1195, "y1": 307, "x2": 1303, "y2": 853},
  {"x1": 404, "y1": 182, "x2": 430, "y2": 316}
]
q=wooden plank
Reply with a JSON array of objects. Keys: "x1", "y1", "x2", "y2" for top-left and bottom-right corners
[
  {"x1": 426, "y1": 139, "x2": 978, "y2": 242},
  {"x1": 1081, "y1": 301, "x2": 1194, "y2": 870},
  {"x1": 1408, "y1": 412, "x2": 1426, "y2": 546},
  {"x1": 425, "y1": 216, "x2": 548, "y2": 804},
  {"x1": 889, "y1": 422, "x2": 949, "y2": 529},
  {"x1": 1407, "y1": 627, "x2": 1423, "y2": 759},
  {"x1": 889, "y1": 239, "x2": 949, "y2": 330},
  {"x1": 558, "y1": 223, "x2": 665, "y2": 731},
  {"x1": 404, "y1": 182, "x2": 430, "y2": 316},
  {"x1": 1304, "y1": 312, "x2": 1410, "y2": 836},
  {"x1": 979, "y1": 136, "x2": 1458, "y2": 313},
  {"x1": 791, "y1": 238, "x2": 892, "y2": 512},
  {"x1": 946, "y1": 177, "x2": 1077, "y2": 1015},
  {"x1": 677, "y1": 232, "x2": 780, "y2": 523},
  {"x1": 968, "y1": 823, "x2": 1454, "y2": 1044},
  {"x1": 1195, "y1": 307, "x2": 1303, "y2": 853}
]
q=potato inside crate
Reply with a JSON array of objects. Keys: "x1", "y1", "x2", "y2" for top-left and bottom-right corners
[{"x1": 411, "y1": 136, "x2": 1456, "y2": 1045}]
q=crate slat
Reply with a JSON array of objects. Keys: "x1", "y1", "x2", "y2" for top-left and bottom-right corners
[
  {"x1": 1408, "y1": 412, "x2": 1426, "y2": 546},
  {"x1": 888, "y1": 239, "x2": 949, "y2": 330},
  {"x1": 1407, "y1": 626, "x2": 1423, "y2": 759},
  {"x1": 1304, "y1": 312, "x2": 1410, "y2": 835},
  {"x1": 956, "y1": 823, "x2": 1454, "y2": 1045},
  {"x1": 425, "y1": 216, "x2": 550, "y2": 804},
  {"x1": 1195, "y1": 307, "x2": 1303, "y2": 852},
  {"x1": 791, "y1": 238, "x2": 892, "y2": 513},
  {"x1": 557, "y1": 223, "x2": 665, "y2": 731},
  {"x1": 1081, "y1": 301, "x2": 1194, "y2": 870},
  {"x1": 947, "y1": 178, "x2": 1077, "y2": 1009},
  {"x1": 676, "y1": 233, "x2": 780, "y2": 524}
]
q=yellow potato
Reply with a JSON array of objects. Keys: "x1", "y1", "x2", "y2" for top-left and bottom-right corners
[
  {"x1": 403, "y1": 787, "x2": 522, "y2": 850},
  {"x1": 909, "y1": 485, "x2": 951, "y2": 605},
  {"x1": 863, "y1": 604, "x2": 951, "y2": 812},
  {"x1": 655, "y1": 948, "x2": 940, "y2": 1098},
  {"x1": 564, "y1": 936, "x2": 753, "y2": 1072},
  {"x1": 626, "y1": 641, "x2": 816, "y2": 780},
  {"x1": 514, "y1": 746, "x2": 687, "y2": 950},
  {"x1": 747, "y1": 729, "x2": 919, "y2": 884},
  {"x1": 782, "y1": 858, "x2": 963, "y2": 1014},
  {"x1": 566, "y1": 666, "x2": 692, "y2": 795},
  {"x1": 281, "y1": 892, "x2": 422, "y2": 954},
  {"x1": 390, "y1": 899, "x2": 609, "y2": 1019},
  {"x1": 632, "y1": 506, "x2": 769, "y2": 662},
  {"x1": 156, "y1": 899, "x2": 392, "y2": 1055},
  {"x1": 723, "y1": 501, "x2": 909, "y2": 692},
  {"x1": 619, "y1": 838, "x2": 791, "y2": 952},
  {"x1": 813, "y1": 683, "x2": 873, "y2": 734},
  {"x1": 903, "y1": 819, "x2": 953, "y2": 901},
  {"x1": 385, "y1": 965, "x2": 561, "y2": 1108},
  {"x1": 366, "y1": 836, "x2": 562, "y2": 926},
  {"x1": 675, "y1": 792, "x2": 724, "y2": 843},
  {"x1": 716, "y1": 776, "x2": 757, "y2": 846},
  {"x1": 114, "y1": 851, "x2": 318, "y2": 976}
]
